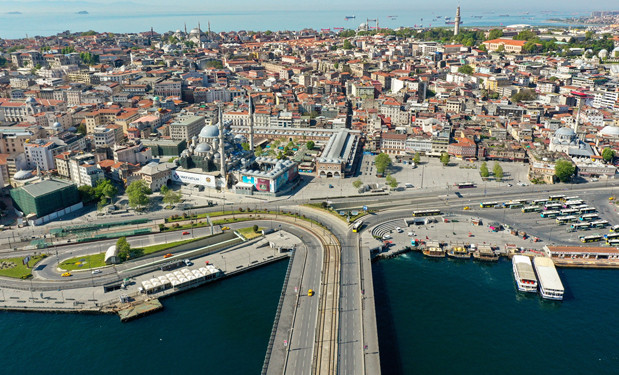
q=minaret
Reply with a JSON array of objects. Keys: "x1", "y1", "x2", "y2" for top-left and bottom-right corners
[
  {"x1": 208, "y1": 21, "x2": 211, "y2": 36},
  {"x1": 454, "y1": 5, "x2": 461, "y2": 36},
  {"x1": 184, "y1": 22, "x2": 187, "y2": 35},
  {"x1": 248, "y1": 94, "x2": 255, "y2": 152},
  {"x1": 218, "y1": 104, "x2": 227, "y2": 188}
]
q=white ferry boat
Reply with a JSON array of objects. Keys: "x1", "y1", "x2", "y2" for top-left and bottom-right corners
[
  {"x1": 533, "y1": 257, "x2": 564, "y2": 301},
  {"x1": 512, "y1": 255, "x2": 538, "y2": 293}
]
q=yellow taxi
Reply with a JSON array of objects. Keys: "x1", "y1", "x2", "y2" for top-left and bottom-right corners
[
  {"x1": 221, "y1": 226, "x2": 230, "y2": 231},
  {"x1": 61, "y1": 272, "x2": 72, "y2": 277},
  {"x1": 463, "y1": 206, "x2": 470, "y2": 210},
  {"x1": 308, "y1": 289, "x2": 314, "y2": 296},
  {"x1": 609, "y1": 197, "x2": 615, "y2": 201}
]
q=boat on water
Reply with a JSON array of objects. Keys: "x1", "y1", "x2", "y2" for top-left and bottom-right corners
[
  {"x1": 422, "y1": 242, "x2": 445, "y2": 258},
  {"x1": 499, "y1": 14, "x2": 510, "y2": 17},
  {"x1": 512, "y1": 255, "x2": 538, "y2": 293},
  {"x1": 447, "y1": 246, "x2": 470, "y2": 259},
  {"x1": 473, "y1": 246, "x2": 499, "y2": 261},
  {"x1": 345, "y1": 15, "x2": 356, "y2": 20},
  {"x1": 533, "y1": 257, "x2": 564, "y2": 301}
]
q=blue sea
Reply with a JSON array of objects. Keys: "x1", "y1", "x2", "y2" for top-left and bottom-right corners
[
  {"x1": 0, "y1": 9, "x2": 589, "y2": 39},
  {"x1": 373, "y1": 253, "x2": 619, "y2": 375},
  {"x1": 0, "y1": 260, "x2": 288, "y2": 375}
]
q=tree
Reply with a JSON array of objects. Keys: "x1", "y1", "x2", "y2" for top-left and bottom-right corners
[
  {"x1": 440, "y1": 152, "x2": 450, "y2": 166},
  {"x1": 163, "y1": 190, "x2": 182, "y2": 205},
  {"x1": 413, "y1": 152, "x2": 421, "y2": 164},
  {"x1": 352, "y1": 179, "x2": 363, "y2": 189},
  {"x1": 374, "y1": 153, "x2": 392, "y2": 175},
  {"x1": 78, "y1": 185, "x2": 96, "y2": 204},
  {"x1": 97, "y1": 197, "x2": 108, "y2": 211},
  {"x1": 94, "y1": 179, "x2": 117, "y2": 203},
  {"x1": 493, "y1": 162, "x2": 504, "y2": 181},
  {"x1": 241, "y1": 142, "x2": 250, "y2": 151},
  {"x1": 254, "y1": 145, "x2": 263, "y2": 157},
  {"x1": 160, "y1": 185, "x2": 169, "y2": 195},
  {"x1": 206, "y1": 60, "x2": 224, "y2": 69},
  {"x1": 386, "y1": 174, "x2": 398, "y2": 189},
  {"x1": 488, "y1": 29, "x2": 503, "y2": 40},
  {"x1": 126, "y1": 180, "x2": 151, "y2": 210},
  {"x1": 342, "y1": 40, "x2": 354, "y2": 50},
  {"x1": 602, "y1": 147, "x2": 615, "y2": 163},
  {"x1": 306, "y1": 141, "x2": 315, "y2": 150},
  {"x1": 555, "y1": 160, "x2": 575, "y2": 182},
  {"x1": 458, "y1": 64, "x2": 474, "y2": 75},
  {"x1": 253, "y1": 224, "x2": 259, "y2": 232},
  {"x1": 116, "y1": 237, "x2": 131, "y2": 260},
  {"x1": 511, "y1": 89, "x2": 537, "y2": 103},
  {"x1": 480, "y1": 162, "x2": 490, "y2": 178},
  {"x1": 514, "y1": 30, "x2": 538, "y2": 41}
]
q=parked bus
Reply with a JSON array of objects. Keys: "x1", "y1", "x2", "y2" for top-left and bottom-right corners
[
  {"x1": 556, "y1": 216, "x2": 577, "y2": 225},
  {"x1": 565, "y1": 196, "x2": 580, "y2": 202},
  {"x1": 579, "y1": 207, "x2": 597, "y2": 214},
  {"x1": 532, "y1": 199, "x2": 548, "y2": 206},
  {"x1": 548, "y1": 194, "x2": 566, "y2": 201},
  {"x1": 455, "y1": 182, "x2": 476, "y2": 189},
  {"x1": 560, "y1": 209, "x2": 580, "y2": 216},
  {"x1": 544, "y1": 203, "x2": 563, "y2": 211},
  {"x1": 591, "y1": 220, "x2": 610, "y2": 229},
  {"x1": 571, "y1": 223, "x2": 591, "y2": 231},
  {"x1": 507, "y1": 202, "x2": 524, "y2": 209},
  {"x1": 522, "y1": 206, "x2": 541, "y2": 213},
  {"x1": 608, "y1": 239, "x2": 619, "y2": 247},
  {"x1": 604, "y1": 233, "x2": 619, "y2": 241},
  {"x1": 580, "y1": 234, "x2": 603, "y2": 243},
  {"x1": 412, "y1": 209, "x2": 441, "y2": 217},
  {"x1": 352, "y1": 220, "x2": 364, "y2": 233},
  {"x1": 541, "y1": 210, "x2": 560, "y2": 218},
  {"x1": 579, "y1": 214, "x2": 600, "y2": 221},
  {"x1": 563, "y1": 200, "x2": 583, "y2": 208},
  {"x1": 479, "y1": 202, "x2": 498, "y2": 208},
  {"x1": 610, "y1": 225, "x2": 619, "y2": 233}
]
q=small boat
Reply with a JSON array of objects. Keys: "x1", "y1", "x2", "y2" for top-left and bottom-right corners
[
  {"x1": 473, "y1": 246, "x2": 499, "y2": 261},
  {"x1": 422, "y1": 242, "x2": 445, "y2": 258},
  {"x1": 447, "y1": 246, "x2": 471, "y2": 259}
]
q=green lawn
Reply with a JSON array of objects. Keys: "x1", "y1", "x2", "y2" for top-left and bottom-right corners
[
  {"x1": 59, "y1": 253, "x2": 106, "y2": 271},
  {"x1": 0, "y1": 255, "x2": 47, "y2": 278},
  {"x1": 237, "y1": 226, "x2": 264, "y2": 240},
  {"x1": 137, "y1": 236, "x2": 207, "y2": 256}
]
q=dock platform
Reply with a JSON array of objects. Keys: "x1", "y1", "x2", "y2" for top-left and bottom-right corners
[{"x1": 118, "y1": 299, "x2": 163, "y2": 322}]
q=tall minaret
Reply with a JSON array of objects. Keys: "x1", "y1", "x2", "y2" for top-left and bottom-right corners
[
  {"x1": 454, "y1": 5, "x2": 461, "y2": 36},
  {"x1": 218, "y1": 104, "x2": 227, "y2": 188},
  {"x1": 248, "y1": 94, "x2": 255, "y2": 152}
]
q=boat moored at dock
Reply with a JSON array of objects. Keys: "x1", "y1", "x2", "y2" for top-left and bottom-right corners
[
  {"x1": 533, "y1": 257, "x2": 564, "y2": 300},
  {"x1": 422, "y1": 242, "x2": 445, "y2": 258},
  {"x1": 473, "y1": 245, "x2": 499, "y2": 261},
  {"x1": 447, "y1": 245, "x2": 470, "y2": 259},
  {"x1": 512, "y1": 255, "x2": 538, "y2": 293}
]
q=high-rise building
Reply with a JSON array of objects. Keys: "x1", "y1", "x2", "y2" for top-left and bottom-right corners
[{"x1": 454, "y1": 5, "x2": 461, "y2": 36}]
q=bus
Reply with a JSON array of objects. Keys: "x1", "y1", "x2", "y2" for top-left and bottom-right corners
[
  {"x1": 610, "y1": 225, "x2": 619, "y2": 233},
  {"x1": 532, "y1": 199, "x2": 548, "y2": 206},
  {"x1": 510, "y1": 199, "x2": 528, "y2": 205},
  {"x1": 352, "y1": 220, "x2": 364, "y2": 233},
  {"x1": 571, "y1": 223, "x2": 591, "y2": 231},
  {"x1": 565, "y1": 196, "x2": 580, "y2": 202},
  {"x1": 412, "y1": 209, "x2": 441, "y2": 217},
  {"x1": 579, "y1": 207, "x2": 597, "y2": 214},
  {"x1": 556, "y1": 216, "x2": 577, "y2": 225},
  {"x1": 563, "y1": 200, "x2": 583, "y2": 208},
  {"x1": 591, "y1": 220, "x2": 610, "y2": 228},
  {"x1": 480, "y1": 202, "x2": 498, "y2": 208},
  {"x1": 541, "y1": 210, "x2": 560, "y2": 218},
  {"x1": 560, "y1": 209, "x2": 579, "y2": 216},
  {"x1": 548, "y1": 194, "x2": 566, "y2": 202},
  {"x1": 455, "y1": 182, "x2": 476, "y2": 189},
  {"x1": 579, "y1": 214, "x2": 600, "y2": 221},
  {"x1": 580, "y1": 234, "x2": 603, "y2": 243},
  {"x1": 507, "y1": 202, "x2": 524, "y2": 209},
  {"x1": 544, "y1": 203, "x2": 563, "y2": 211},
  {"x1": 522, "y1": 206, "x2": 541, "y2": 213},
  {"x1": 608, "y1": 239, "x2": 619, "y2": 247},
  {"x1": 604, "y1": 233, "x2": 619, "y2": 241}
]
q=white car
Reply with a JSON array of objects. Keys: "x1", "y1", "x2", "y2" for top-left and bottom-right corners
[
  {"x1": 395, "y1": 227, "x2": 403, "y2": 233},
  {"x1": 382, "y1": 234, "x2": 392, "y2": 240},
  {"x1": 408, "y1": 232, "x2": 415, "y2": 237},
  {"x1": 405, "y1": 183, "x2": 414, "y2": 188},
  {"x1": 91, "y1": 269, "x2": 102, "y2": 275}
]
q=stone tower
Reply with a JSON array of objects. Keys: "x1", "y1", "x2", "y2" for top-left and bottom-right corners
[
  {"x1": 454, "y1": 5, "x2": 461, "y2": 36},
  {"x1": 248, "y1": 94, "x2": 255, "y2": 152}
]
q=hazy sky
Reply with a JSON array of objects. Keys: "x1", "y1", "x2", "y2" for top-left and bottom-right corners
[{"x1": 0, "y1": 0, "x2": 616, "y2": 13}]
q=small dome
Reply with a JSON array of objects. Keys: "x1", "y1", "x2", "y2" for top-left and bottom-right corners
[
  {"x1": 52, "y1": 122, "x2": 62, "y2": 129},
  {"x1": 555, "y1": 127, "x2": 575, "y2": 137},
  {"x1": 68, "y1": 126, "x2": 77, "y2": 132},
  {"x1": 26, "y1": 97, "x2": 36, "y2": 104},
  {"x1": 14, "y1": 170, "x2": 33, "y2": 180},
  {"x1": 195, "y1": 143, "x2": 212, "y2": 153},
  {"x1": 190, "y1": 27, "x2": 201, "y2": 35},
  {"x1": 600, "y1": 126, "x2": 619, "y2": 137},
  {"x1": 199, "y1": 125, "x2": 219, "y2": 138}
]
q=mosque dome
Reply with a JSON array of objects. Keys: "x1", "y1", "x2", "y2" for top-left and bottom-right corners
[
  {"x1": 14, "y1": 170, "x2": 33, "y2": 180},
  {"x1": 199, "y1": 125, "x2": 219, "y2": 138},
  {"x1": 195, "y1": 143, "x2": 212, "y2": 153},
  {"x1": 190, "y1": 27, "x2": 201, "y2": 36},
  {"x1": 52, "y1": 122, "x2": 62, "y2": 129},
  {"x1": 68, "y1": 126, "x2": 77, "y2": 133},
  {"x1": 600, "y1": 126, "x2": 619, "y2": 137},
  {"x1": 555, "y1": 127, "x2": 575, "y2": 137}
]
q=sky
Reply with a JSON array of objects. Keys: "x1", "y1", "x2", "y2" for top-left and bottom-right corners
[{"x1": 0, "y1": 0, "x2": 616, "y2": 13}]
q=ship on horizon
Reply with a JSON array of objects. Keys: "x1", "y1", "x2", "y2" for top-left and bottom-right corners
[{"x1": 345, "y1": 15, "x2": 356, "y2": 20}]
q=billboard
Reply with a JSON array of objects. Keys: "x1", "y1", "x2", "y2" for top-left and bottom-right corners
[{"x1": 172, "y1": 170, "x2": 218, "y2": 188}]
